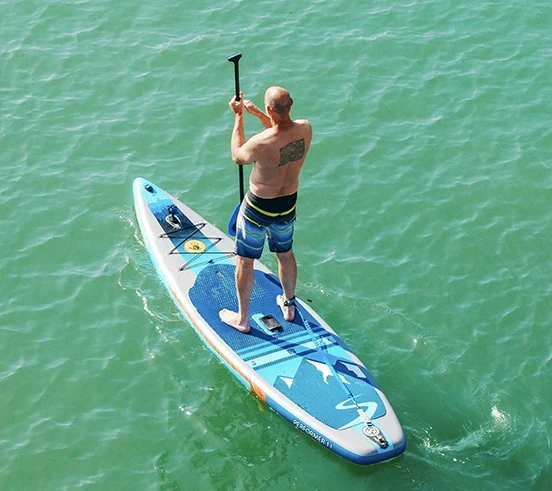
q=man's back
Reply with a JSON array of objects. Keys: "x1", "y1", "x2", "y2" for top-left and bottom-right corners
[
  {"x1": 229, "y1": 85, "x2": 312, "y2": 198},
  {"x1": 248, "y1": 118, "x2": 312, "y2": 198}
]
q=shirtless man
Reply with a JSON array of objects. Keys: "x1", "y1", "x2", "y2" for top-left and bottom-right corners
[{"x1": 219, "y1": 86, "x2": 312, "y2": 333}]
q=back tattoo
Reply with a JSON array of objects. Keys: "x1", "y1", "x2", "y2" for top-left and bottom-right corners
[{"x1": 279, "y1": 138, "x2": 305, "y2": 167}]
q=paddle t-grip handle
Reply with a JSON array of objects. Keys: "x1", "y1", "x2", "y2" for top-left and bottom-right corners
[{"x1": 228, "y1": 53, "x2": 242, "y2": 100}]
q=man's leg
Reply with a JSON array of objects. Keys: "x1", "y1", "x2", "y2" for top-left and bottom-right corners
[
  {"x1": 276, "y1": 249, "x2": 297, "y2": 321},
  {"x1": 219, "y1": 255, "x2": 255, "y2": 333}
]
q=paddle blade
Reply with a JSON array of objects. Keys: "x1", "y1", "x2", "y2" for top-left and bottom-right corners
[{"x1": 227, "y1": 203, "x2": 240, "y2": 237}]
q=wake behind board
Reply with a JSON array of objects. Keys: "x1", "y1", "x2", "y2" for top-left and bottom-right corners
[{"x1": 133, "y1": 177, "x2": 406, "y2": 465}]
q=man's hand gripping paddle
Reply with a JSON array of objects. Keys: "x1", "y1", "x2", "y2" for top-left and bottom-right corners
[{"x1": 227, "y1": 53, "x2": 244, "y2": 238}]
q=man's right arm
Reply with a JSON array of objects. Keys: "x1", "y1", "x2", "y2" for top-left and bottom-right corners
[{"x1": 244, "y1": 100, "x2": 272, "y2": 129}]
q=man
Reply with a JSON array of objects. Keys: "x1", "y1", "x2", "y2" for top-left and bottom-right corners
[{"x1": 219, "y1": 86, "x2": 312, "y2": 333}]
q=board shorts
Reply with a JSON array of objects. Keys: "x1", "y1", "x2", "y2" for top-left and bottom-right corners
[{"x1": 235, "y1": 190, "x2": 297, "y2": 259}]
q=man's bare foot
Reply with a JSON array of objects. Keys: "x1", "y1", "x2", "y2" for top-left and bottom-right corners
[
  {"x1": 219, "y1": 309, "x2": 250, "y2": 333},
  {"x1": 277, "y1": 295, "x2": 296, "y2": 322}
]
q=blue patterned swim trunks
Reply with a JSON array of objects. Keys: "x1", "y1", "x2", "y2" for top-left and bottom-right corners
[{"x1": 235, "y1": 190, "x2": 297, "y2": 259}]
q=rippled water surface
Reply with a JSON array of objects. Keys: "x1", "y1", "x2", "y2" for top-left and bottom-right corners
[{"x1": 1, "y1": 1, "x2": 551, "y2": 489}]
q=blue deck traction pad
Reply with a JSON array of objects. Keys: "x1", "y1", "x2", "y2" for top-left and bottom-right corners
[{"x1": 188, "y1": 263, "x2": 387, "y2": 430}]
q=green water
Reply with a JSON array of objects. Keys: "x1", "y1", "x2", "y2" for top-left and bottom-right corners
[{"x1": 1, "y1": 1, "x2": 551, "y2": 489}]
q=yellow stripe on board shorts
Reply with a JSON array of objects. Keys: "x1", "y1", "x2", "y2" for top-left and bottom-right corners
[{"x1": 245, "y1": 195, "x2": 296, "y2": 218}]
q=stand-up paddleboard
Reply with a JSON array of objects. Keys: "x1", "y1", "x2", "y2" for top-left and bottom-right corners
[{"x1": 133, "y1": 177, "x2": 406, "y2": 465}]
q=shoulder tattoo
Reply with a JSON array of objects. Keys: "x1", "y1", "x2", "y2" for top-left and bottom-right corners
[{"x1": 279, "y1": 138, "x2": 305, "y2": 167}]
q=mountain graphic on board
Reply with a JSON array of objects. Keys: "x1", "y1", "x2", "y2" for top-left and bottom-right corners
[{"x1": 273, "y1": 354, "x2": 386, "y2": 430}]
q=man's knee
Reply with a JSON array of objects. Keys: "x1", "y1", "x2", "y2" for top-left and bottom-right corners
[
  {"x1": 275, "y1": 249, "x2": 295, "y2": 262},
  {"x1": 237, "y1": 255, "x2": 255, "y2": 270}
]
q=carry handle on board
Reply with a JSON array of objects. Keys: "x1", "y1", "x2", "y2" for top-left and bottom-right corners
[{"x1": 227, "y1": 53, "x2": 244, "y2": 237}]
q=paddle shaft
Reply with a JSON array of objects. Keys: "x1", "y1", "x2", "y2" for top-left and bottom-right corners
[{"x1": 228, "y1": 53, "x2": 245, "y2": 202}]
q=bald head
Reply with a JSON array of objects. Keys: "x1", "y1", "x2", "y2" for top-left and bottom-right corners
[{"x1": 264, "y1": 86, "x2": 293, "y2": 116}]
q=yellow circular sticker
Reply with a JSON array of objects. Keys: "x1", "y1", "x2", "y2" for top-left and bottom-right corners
[{"x1": 184, "y1": 240, "x2": 206, "y2": 253}]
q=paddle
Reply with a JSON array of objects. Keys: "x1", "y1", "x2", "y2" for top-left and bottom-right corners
[{"x1": 227, "y1": 53, "x2": 244, "y2": 237}]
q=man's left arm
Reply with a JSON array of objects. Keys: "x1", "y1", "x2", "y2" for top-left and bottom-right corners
[
  {"x1": 229, "y1": 95, "x2": 261, "y2": 164},
  {"x1": 231, "y1": 112, "x2": 248, "y2": 163},
  {"x1": 231, "y1": 122, "x2": 264, "y2": 164}
]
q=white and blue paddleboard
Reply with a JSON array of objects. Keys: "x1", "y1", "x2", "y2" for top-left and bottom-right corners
[{"x1": 133, "y1": 177, "x2": 406, "y2": 465}]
